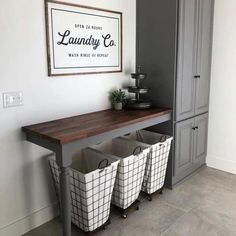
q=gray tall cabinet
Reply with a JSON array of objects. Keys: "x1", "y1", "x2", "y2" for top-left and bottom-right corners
[{"x1": 136, "y1": 0, "x2": 214, "y2": 186}]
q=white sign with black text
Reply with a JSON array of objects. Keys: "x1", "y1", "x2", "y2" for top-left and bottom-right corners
[{"x1": 45, "y1": 1, "x2": 122, "y2": 76}]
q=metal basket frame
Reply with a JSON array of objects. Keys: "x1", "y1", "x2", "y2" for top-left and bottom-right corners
[
  {"x1": 49, "y1": 153, "x2": 118, "y2": 233},
  {"x1": 142, "y1": 138, "x2": 172, "y2": 194},
  {"x1": 122, "y1": 130, "x2": 173, "y2": 195},
  {"x1": 90, "y1": 138, "x2": 149, "y2": 210},
  {"x1": 112, "y1": 151, "x2": 148, "y2": 209}
]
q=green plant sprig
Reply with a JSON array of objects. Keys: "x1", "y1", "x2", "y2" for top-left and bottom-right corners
[{"x1": 110, "y1": 89, "x2": 127, "y2": 104}]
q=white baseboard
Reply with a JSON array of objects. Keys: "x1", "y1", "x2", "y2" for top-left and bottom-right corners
[
  {"x1": 0, "y1": 203, "x2": 59, "y2": 236},
  {"x1": 206, "y1": 154, "x2": 236, "y2": 175}
]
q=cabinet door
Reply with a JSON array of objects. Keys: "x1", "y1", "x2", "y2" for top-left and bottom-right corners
[
  {"x1": 193, "y1": 113, "x2": 208, "y2": 164},
  {"x1": 175, "y1": 118, "x2": 195, "y2": 175},
  {"x1": 195, "y1": 0, "x2": 214, "y2": 115},
  {"x1": 176, "y1": 0, "x2": 198, "y2": 121}
]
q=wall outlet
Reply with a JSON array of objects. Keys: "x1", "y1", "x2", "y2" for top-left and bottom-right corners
[{"x1": 3, "y1": 92, "x2": 23, "y2": 108}]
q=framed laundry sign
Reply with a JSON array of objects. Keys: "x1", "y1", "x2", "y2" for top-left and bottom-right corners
[{"x1": 45, "y1": 0, "x2": 122, "y2": 76}]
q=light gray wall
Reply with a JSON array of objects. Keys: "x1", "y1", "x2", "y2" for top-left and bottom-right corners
[
  {"x1": 207, "y1": 0, "x2": 236, "y2": 174},
  {"x1": 0, "y1": 0, "x2": 136, "y2": 235}
]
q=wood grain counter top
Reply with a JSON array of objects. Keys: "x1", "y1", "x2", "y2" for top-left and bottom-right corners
[{"x1": 22, "y1": 108, "x2": 171, "y2": 145}]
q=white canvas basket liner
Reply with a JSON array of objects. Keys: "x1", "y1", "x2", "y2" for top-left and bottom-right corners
[
  {"x1": 90, "y1": 138, "x2": 149, "y2": 209},
  {"x1": 123, "y1": 130, "x2": 173, "y2": 194},
  {"x1": 49, "y1": 148, "x2": 119, "y2": 232}
]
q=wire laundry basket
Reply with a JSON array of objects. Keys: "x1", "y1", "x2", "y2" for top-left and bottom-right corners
[
  {"x1": 123, "y1": 130, "x2": 173, "y2": 195},
  {"x1": 49, "y1": 148, "x2": 119, "y2": 233},
  {"x1": 90, "y1": 138, "x2": 149, "y2": 210}
]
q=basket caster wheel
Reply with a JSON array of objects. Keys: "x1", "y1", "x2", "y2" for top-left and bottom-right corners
[
  {"x1": 122, "y1": 214, "x2": 127, "y2": 219},
  {"x1": 103, "y1": 226, "x2": 107, "y2": 230},
  {"x1": 136, "y1": 206, "x2": 139, "y2": 211},
  {"x1": 159, "y1": 190, "x2": 163, "y2": 195},
  {"x1": 147, "y1": 196, "x2": 152, "y2": 201}
]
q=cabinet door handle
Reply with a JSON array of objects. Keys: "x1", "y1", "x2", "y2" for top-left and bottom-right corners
[
  {"x1": 192, "y1": 126, "x2": 198, "y2": 130},
  {"x1": 194, "y1": 75, "x2": 201, "y2": 78}
]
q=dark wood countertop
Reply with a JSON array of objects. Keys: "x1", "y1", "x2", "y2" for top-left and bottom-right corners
[{"x1": 22, "y1": 108, "x2": 171, "y2": 145}]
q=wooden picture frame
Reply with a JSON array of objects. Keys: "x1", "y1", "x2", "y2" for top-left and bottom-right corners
[{"x1": 45, "y1": 0, "x2": 123, "y2": 76}]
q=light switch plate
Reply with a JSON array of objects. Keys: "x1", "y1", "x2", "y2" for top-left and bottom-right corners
[{"x1": 3, "y1": 92, "x2": 23, "y2": 108}]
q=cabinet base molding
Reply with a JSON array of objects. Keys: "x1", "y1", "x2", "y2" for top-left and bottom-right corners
[
  {"x1": 207, "y1": 155, "x2": 236, "y2": 175},
  {"x1": 172, "y1": 161, "x2": 206, "y2": 186}
]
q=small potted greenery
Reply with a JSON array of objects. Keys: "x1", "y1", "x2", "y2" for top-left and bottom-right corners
[{"x1": 110, "y1": 89, "x2": 126, "y2": 110}]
